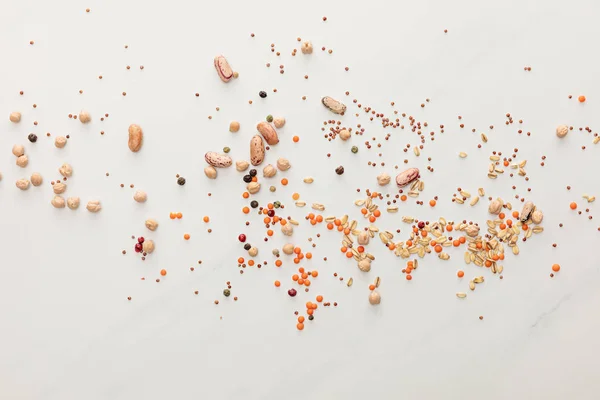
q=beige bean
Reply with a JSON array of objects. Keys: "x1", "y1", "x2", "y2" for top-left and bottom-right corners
[
  {"x1": 204, "y1": 166, "x2": 217, "y2": 179},
  {"x1": 9, "y1": 112, "x2": 21, "y2": 123},
  {"x1": 12, "y1": 144, "x2": 24, "y2": 157}
]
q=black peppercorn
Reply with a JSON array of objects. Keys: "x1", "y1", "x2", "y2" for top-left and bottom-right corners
[
  {"x1": 267, "y1": 209, "x2": 275, "y2": 217},
  {"x1": 249, "y1": 169, "x2": 257, "y2": 177},
  {"x1": 243, "y1": 174, "x2": 252, "y2": 183},
  {"x1": 177, "y1": 177, "x2": 186, "y2": 185},
  {"x1": 243, "y1": 243, "x2": 251, "y2": 251},
  {"x1": 335, "y1": 166, "x2": 345, "y2": 175},
  {"x1": 250, "y1": 200, "x2": 259, "y2": 208},
  {"x1": 28, "y1": 133, "x2": 38, "y2": 143},
  {"x1": 308, "y1": 315, "x2": 314, "y2": 321},
  {"x1": 259, "y1": 91, "x2": 267, "y2": 98}
]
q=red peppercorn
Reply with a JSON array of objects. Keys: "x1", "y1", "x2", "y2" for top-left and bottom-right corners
[
  {"x1": 238, "y1": 234, "x2": 247, "y2": 242},
  {"x1": 288, "y1": 288, "x2": 297, "y2": 297},
  {"x1": 134, "y1": 243, "x2": 143, "y2": 253},
  {"x1": 138, "y1": 237, "x2": 145, "y2": 243}
]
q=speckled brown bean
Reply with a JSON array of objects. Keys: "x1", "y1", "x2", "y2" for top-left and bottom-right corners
[
  {"x1": 214, "y1": 55, "x2": 233, "y2": 82},
  {"x1": 395, "y1": 168, "x2": 419, "y2": 187},
  {"x1": 204, "y1": 152, "x2": 232, "y2": 168},
  {"x1": 256, "y1": 122, "x2": 279, "y2": 145},
  {"x1": 250, "y1": 135, "x2": 265, "y2": 166}
]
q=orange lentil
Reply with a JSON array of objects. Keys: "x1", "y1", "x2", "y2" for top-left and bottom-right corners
[
  {"x1": 251, "y1": 176, "x2": 258, "y2": 182},
  {"x1": 401, "y1": 195, "x2": 407, "y2": 201},
  {"x1": 169, "y1": 212, "x2": 176, "y2": 219},
  {"x1": 310, "y1": 219, "x2": 317, "y2": 225},
  {"x1": 267, "y1": 203, "x2": 274, "y2": 210},
  {"x1": 412, "y1": 227, "x2": 419, "y2": 233},
  {"x1": 373, "y1": 209, "x2": 381, "y2": 218},
  {"x1": 298, "y1": 316, "x2": 305, "y2": 323},
  {"x1": 407, "y1": 261, "x2": 414, "y2": 267},
  {"x1": 298, "y1": 267, "x2": 305, "y2": 273},
  {"x1": 503, "y1": 160, "x2": 509, "y2": 167},
  {"x1": 446, "y1": 225, "x2": 453, "y2": 232},
  {"x1": 280, "y1": 218, "x2": 287, "y2": 225},
  {"x1": 429, "y1": 199, "x2": 436, "y2": 207},
  {"x1": 430, "y1": 240, "x2": 437, "y2": 247},
  {"x1": 307, "y1": 213, "x2": 315, "y2": 220},
  {"x1": 498, "y1": 212, "x2": 505, "y2": 220},
  {"x1": 406, "y1": 274, "x2": 412, "y2": 280},
  {"x1": 275, "y1": 260, "x2": 282, "y2": 267},
  {"x1": 453, "y1": 240, "x2": 460, "y2": 247},
  {"x1": 459, "y1": 236, "x2": 466, "y2": 244},
  {"x1": 522, "y1": 224, "x2": 528, "y2": 231},
  {"x1": 476, "y1": 242, "x2": 482, "y2": 249},
  {"x1": 301, "y1": 273, "x2": 308, "y2": 279},
  {"x1": 388, "y1": 243, "x2": 396, "y2": 251},
  {"x1": 457, "y1": 270, "x2": 465, "y2": 278},
  {"x1": 293, "y1": 136, "x2": 299, "y2": 142},
  {"x1": 499, "y1": 253, "x2": 505, "y2": 260},
  {"x1": 421, "y1": 230, "x2": 428, "y2": 237},
  {"x1": 334, "y1": 219, "x2": 341, "y2": 226},
  {"x1": 248, "y1": 260, "x2": 255, "y2": 266},
  {"x1": 176, "y1": 212, "x2": 183, "y2": 219},
  {"x1": 578, "y1": 95, "x2": 586, "y2": 103},
  {"x1": 552, "y1": 264, "x2": 561, "y2": 272},
  {"x1": 327, "y1": 223, "x2": 334, "y2": 230},
  {"x1": 406, "y1": 266, "x2": 413, "y2": 273},
  {"x1": 306, "y1": 309, "x2": 314, "y2": 315},
  {"x1": 361, "y1": 208, "x2": 368, "y2": 215},
  {"x1": 281, "y1": 178, "x2": 288, "y2": 185},
  {"x1": 293, "y1": 258, "x2": 300, "y2": 264},
  {"x1": 275, "y1": 280, "x2": 281, "y2": 287},
  {"x1": 570, "y1": 202, "x2": 577, "y2": 210},
  {"x1": 310, "y1": 303, "x2": 317, "y2": 310},
  {"x1": 264, "y1": 217, "x2": 271, "y2": 224},
  {"x1": 337, "y1": 225, "x2": 344, "y2": 232},
  {"x1": 485, "y1": 260, "x2": 492, "y2": 268},
  {"x1": 304, "y1": 280, "x2": 311, "y2": 286},
  {"x1": 297, "y1": 278, "x2": 304, "y2": 285},
  {"x1": 506, "y1": 219, "x2": 513, "y2": 227},
  {"x1": 368, "y1": 284, "x2": 375, "y2": 291},
  {"x1": 292, "y1": 193, "x2": 300, "y2": 200},
  {"x1": 434, "y1": 245, "x2": 442, "y2": 253},
  {"x1": 369, "y1": 216, "x2": 376, "y2": 223},
  {"x1": 316, "y1": 295, "x2": 323, "y2": 302},
  {"x1": 238, "y1": 257, "x2": 245, "y2": 264},
  {"x1": 267, "y1": 229, "x2": 274, "y2": 236},
  {"x1": 492, "y1": 254, "x2": 499, "y2": 261},
  {"x1": 357, "y1": 246, "x2": 365, "y2": 253},
  {"x1": 297, "y1": 323, "x2": 304, "y2": 330},
  {"x1": 262, "y1": 209, "x2": 269, "y2": 215},
  {"x1": 243, "y1": 206, "x2": 250, "y2": 214},
  {"x1": 160, "y1": 269, "x2": 167, "y2": 276},
  {"x1": 512, "y1": 211, "x2": 519, "y2": 218},
  {"x1": 311, "y1": 270, "x2": 318, "y2": 277},
  {"x1": 183, "y1": 233, "x2": 190, "y2": 240},
  {"x1": 306, "y1": 252, "x2": 312, "y2": 259},
  {"x1": 344, "y1": 228, "x2": 351, "y2": 235},
  {"x1": 316, "y1": 215, "x2": 323, "y2": 223},
  {"x1": 243, "y1": 192, "x2": 250, "y2": 199},
  {"x1": 273, "y1": 216, "x2": 280, "y2": 223},
  {"x1": 406, "y1": 240, "x2": 413, "y2": 247},
  {"x1": 499, "y1": 223, "x2": 507, "y2": 230},
  {"x1": 345, "y1": 251, "x2": 353, "y2": 258}
]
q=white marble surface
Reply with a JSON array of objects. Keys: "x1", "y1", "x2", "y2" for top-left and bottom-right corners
[{"x1": 2, "y1": 0, "x2": 600, "y2": 399}]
